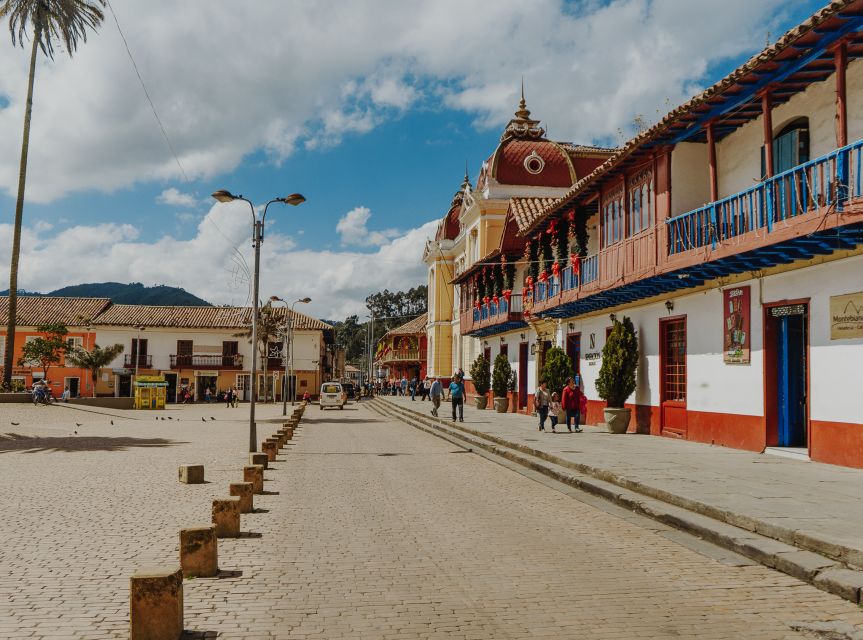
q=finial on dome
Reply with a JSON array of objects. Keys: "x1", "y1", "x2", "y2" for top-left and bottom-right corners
[
  {"x1": 463, "y1": 160, "x2": 470, "y2": 187},
  {"x1": 514, "y1": 77, "x2": 531, "y2": 121},
  {"x1": 501, "y1": 79, "x2": 545, "y2": 142}
]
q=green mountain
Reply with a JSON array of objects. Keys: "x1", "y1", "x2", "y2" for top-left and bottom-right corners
[{"x1": 2, "y1": 282, "x2": 211, "y2": 306}]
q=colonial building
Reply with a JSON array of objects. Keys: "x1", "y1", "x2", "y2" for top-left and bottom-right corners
[
  {"x1": 425, "y1": 1, "x2": 863, "y2": 468},
  {"x1": 375, "y1": 313, "x2": 428, "y2": 382},
  {"x1": 1, "y1": 297, "x2": 334, "y2": 401}
]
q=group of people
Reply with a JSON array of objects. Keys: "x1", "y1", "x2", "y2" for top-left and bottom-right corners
[{"x1": 534, "y1": 376, "x2": 586, "y2": 433}]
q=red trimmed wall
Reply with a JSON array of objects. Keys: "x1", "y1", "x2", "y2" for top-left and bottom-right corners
[{"x1": 811, "y1": 420, "x2": 863, "y2": 468}]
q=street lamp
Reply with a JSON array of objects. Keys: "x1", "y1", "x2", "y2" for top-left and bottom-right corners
[
  {"x1": 133, "y1": 324, "x2": 146, "y2": 400},
  {"x1": 212, "y1": 189, "x2": 305, "y2": 453},
  {"x1": 270, "y1": 295, "x2": 311, "y2": 415}
]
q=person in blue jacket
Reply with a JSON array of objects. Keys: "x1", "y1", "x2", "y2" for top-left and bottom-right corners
[{"x1": 448, "y1": 374, "x2": 465, "y2": 422}]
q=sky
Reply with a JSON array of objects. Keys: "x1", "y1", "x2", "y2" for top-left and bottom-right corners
[{"x1": 0, "y1": 0, "x2": 827, "y2": 320}]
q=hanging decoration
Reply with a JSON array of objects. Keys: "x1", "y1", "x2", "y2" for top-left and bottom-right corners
[
  {"x1": 556, "y1": 215, "x2": 570, "y2": 264},
  {"x1": 493, "y1": 262, "x2": 504, "y2": 296},
  {"x1": 526, "y1": 239, "x2": 539, "y2": 281},
  {"x1": 504, "y1": 259, "x2": 516, "y2": 293},
  {"x1": 568, "y1": 208, "x2": 589, "y2": 257},
  {"x1": 570, "y1": 253, "x2": 581, "y2": 275},
  {"x1": 551, "y1": 261, "x2": 561, "y2": 280},
  {"x1": 540, "y1": 229, "x2": 554, "y2": 275}
]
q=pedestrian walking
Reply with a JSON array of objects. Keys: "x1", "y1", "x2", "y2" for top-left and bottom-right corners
[
  {"x1": 429, "y1": 377, "x2": 442, "y2": 417},
  {"x1": 561, "y1": 377, "x2": 583, "y2": 433},
  {"x1": 400, "y1": 377, "x2": 408, "y2": 396},
  {"x1": 204, "y1": 387, "x2": 211, "y2": 403},
  {"x1": 579, "y1": 388, "x2": 588, "y2": 426},
  {"x1": 225, "y1": 387, "x2": 233, "y2": 408},
  {"x1": 535, "y1": 380, "x2": 551, "y2": 432},
  {"x1": 549, "y1": 392, "x2": 561, "y2": 431},
  {"x1": 449, "y1": 375, "x2": 465, "y2": 422},
  {"x1": 422, "y1": 377, "x2": 431, "y2": 401},
  {"x1": 410, "y1": 376, "x2": 418, "y2": 401}
]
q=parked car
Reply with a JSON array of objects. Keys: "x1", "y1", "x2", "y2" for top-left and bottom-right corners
[
  {"x1": 319, "y1": 382, "x2": 347, "y2": 410},
  {"x1": 341, "y1": 382, "x2": 356, "y2": 400}
]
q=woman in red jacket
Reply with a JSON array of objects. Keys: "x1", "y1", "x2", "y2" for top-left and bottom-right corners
[{"x1": 561, "y1": 377, "x2": 583, "y2": 433}]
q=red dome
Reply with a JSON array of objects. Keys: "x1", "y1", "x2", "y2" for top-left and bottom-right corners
[{"x1": 492, "y1": 139, "x2": 576, "y2": 187}]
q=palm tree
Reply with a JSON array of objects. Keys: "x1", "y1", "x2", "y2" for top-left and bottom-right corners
[
  {"x1": 1, "y1": 0, "x2": 106, "y2": 389},
  {"x1": 235, "y1": 302, "x2": 284, "y2": 402},
  {"x1": 64, "y1": 343, "x2": 123, "y2": 397}
]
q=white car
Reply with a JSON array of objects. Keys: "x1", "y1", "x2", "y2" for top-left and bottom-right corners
[{"x1": 319, "y1": 382, "x2": 347, "y2": 410}]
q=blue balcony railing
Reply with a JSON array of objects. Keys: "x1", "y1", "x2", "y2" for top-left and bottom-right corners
[{"x1": 667, "y1": 138, "x2": 863, "y2": 255}]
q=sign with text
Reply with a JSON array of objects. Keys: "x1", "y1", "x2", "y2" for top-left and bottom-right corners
[
  {"x1": 723, "y1": 286, "x2": 750, "y2": 364},
  {"x1": 830, "y1": 291, "x2": 863, "y2": 340}
]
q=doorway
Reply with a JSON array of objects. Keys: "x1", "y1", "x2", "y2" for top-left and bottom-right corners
[
  {"x1": 64, "y1": 377, "x2": 80, "y2": 398},
  {"x1": 765, "y1": 303, "x2": 809, "y2": 448},
  {"x1": 163, "y1": 373, "x2": 178, "y2": 403},
  {"x1": 518, "y1": 342, "x2": 528, "y2": 409},
  {"x1": 659, "y1": 317, "x2": 687, "y2": 438},
  {"x1": 566, "y1": 333, "x2": 581, "y2": 385},
  {"x1": 117, "y1": 374, "x2": 132, "y2": 398}
]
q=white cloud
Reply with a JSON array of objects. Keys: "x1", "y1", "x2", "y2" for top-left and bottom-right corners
[
  {"x1": 336, "y1": 206, "x2": 401, "y2": 247},
  {"x1": 157, "y1": 187, "x2": 198, "y2": 208},
  {"x1": 0, "y1": 205, "x2": 435, "y2": 319},
  {"x1": 0, "y1": 0, "x2": 793, "y2": 203}
]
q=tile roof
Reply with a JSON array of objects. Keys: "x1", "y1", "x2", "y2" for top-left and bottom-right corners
[
  {"x1": 510, "y1": 197, "x2": 560, "y2": 232},
  {"x1": 384, "y1": 313, "x2": 427, "y2": 336},
  {"x1": 0, "y1": 296, "x2": 112, "y2": 327},
  {"x1": 92, "y1": 304, "x2": 332, "y2": 331},
  {"x1": 524, "y1": 0, "x2": 862, "y2": 236}
]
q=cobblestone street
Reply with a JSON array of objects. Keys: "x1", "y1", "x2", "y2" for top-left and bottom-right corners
[{"x1": 1, "y1": 400, "x2": 862, "y2": 639}]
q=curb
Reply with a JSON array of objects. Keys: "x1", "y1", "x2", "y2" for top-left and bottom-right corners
[{"x1": 371, "y1": 397, "x2": 863, "y2": 606}]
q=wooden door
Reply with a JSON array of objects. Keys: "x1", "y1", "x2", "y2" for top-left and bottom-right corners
[
  {"x1": 222, "y1": 340, "x2": 238, "y2": 367},
  {"x1": 177, "y1": 340, "x2": 193, "y2": 367},
  {"x1": 566, "y1": 333, "x2": 581, "y2": 384},
  {"x1": 518, "y1": 343, "x2": 528, "y2": 408},
  {"x1": 660, "y1": 317, "x2": 687, "y2": 438}
]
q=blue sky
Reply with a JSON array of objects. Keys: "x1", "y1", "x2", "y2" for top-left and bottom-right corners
[{"x1": 0, "y1": 0, "x2": 828, "y2": 317}]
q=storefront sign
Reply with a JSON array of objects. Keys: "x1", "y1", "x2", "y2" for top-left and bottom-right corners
[
  {"x1": 584, "y1": 352, "x2": 601, "y2": 367},
  {"x1": 770, "y1": 304, "x2": 806, "y2": 318},
  {"x1": 723, "y1": 286, "x2": 750, "y2": 364},
  {"x1": 194, "y1": 371, "x2": 219, "y2": 377},
  {"x1": 830, "y1": 292, "x2": 863, "y2": 340}
]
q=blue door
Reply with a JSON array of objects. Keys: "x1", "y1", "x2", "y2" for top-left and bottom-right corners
[{"x1": 776, "y1": 311, "x2": 807, "y2": 447}]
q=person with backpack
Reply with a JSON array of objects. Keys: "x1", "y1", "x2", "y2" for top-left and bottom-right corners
[
  {"x1": 561, "y1": 377, "x2": 583, "y2": 433},
  {"x1": 448, "y1": 375, "x2": 465, "y2": 422}
]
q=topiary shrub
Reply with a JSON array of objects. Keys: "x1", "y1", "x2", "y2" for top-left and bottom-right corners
[
  {"x1": 596, "y1": 315, "x2": 639, "y2": 408},
  {"x1": 492, "y1": 353, "x2": 512, "y2": 398},
  {"x1": 469, "y1": 354, "x2": 491, "y2": 396},
  {"x1": 541, "y1": 346, "x2": 572, "y2": 395}
]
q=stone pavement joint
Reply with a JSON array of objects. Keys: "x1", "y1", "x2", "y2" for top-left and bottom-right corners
[{"x1": 371, "y1": 396, "x2": 863, "y2": 605}]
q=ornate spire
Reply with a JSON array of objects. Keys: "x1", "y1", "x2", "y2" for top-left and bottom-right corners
[
  {"x1": 462, "y1": 160, "x2": 471, "y2": 189},
  {"x1": 501, "y1": 81, "x2": 545, "y2": 142},
  {"x1": 451, "y1": 165, "x2": 472, "y2": 207}
]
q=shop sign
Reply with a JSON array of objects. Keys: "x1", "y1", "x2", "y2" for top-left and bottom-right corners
[
  {"x1": 830, "y1": 291, "x2": 863, "y2": 340},
  {"x1": 723, "y1": 286, "x2": 750, "y2": 365},
  {"x1": 112, "y1": 368, "x2": 133, "y2": 375},
  {"x1": 770, "y1": 304, "x2": 806, "y2": 318},
  {"x1": 194, "y1": 370, "x2": 219, "y2": 377},
  {"x1": 584, "y1": 352, "x2": 601, "y2": 366}
]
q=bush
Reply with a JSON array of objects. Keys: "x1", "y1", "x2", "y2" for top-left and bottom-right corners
[
  {"x1": 596, "y1": 315, "x2": 639, "y2": 407},
  {"x1": 492, "y1": 353, "x2": 512, "y2": 398},
  {"x1": 469, "y1": 354, "x2": 491, "y2": 395},
  {"x1": 541, "y1": 346, "x2": 572, "y2": 395}
]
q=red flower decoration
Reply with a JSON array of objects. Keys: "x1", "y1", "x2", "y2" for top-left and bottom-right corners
[
  {"x1": 551, "y1": 261, "x2": 561, "y2": 279},
  {"x1": 503, "y1": 290, "x2": 512, "y2": 302},
  {"x1": 475, "y1": 299, "x2": 481, "y2": 310},
  {"x1": 482, "y1": 296, "x2": 490, "y2": 306},
  {"x1": 569, "y1": 254, "x2": 581, "y2": 274},
  {"x1": 547, "y1": 220, "x2": 557, "y2": 236},
  {"x1": 539, "y1": 270, "x2": 548, "y2": 283}
]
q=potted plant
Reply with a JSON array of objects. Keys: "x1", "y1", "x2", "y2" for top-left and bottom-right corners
[
  {"x1": 541, "y1": 346, "x2": 572, "y2": 396},
  {"x1": 469, "y1": 353, "x2": 490, "y2": 409},
  {"x1": 507, "y1": 369, "x2": 518, "y2": 412},
  {"x1": 492, "y1": 353, "x2": 512, "y2": 413},
  {"x1": 596, "y1": 315, "x2": 639, "y2": 434}
]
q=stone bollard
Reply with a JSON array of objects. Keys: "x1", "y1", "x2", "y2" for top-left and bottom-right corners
[
  {"x1": 262, "y1": 441, "x2": 277, "y2": 461},
  {"x1": 130, "y1": 566, "x2": 183, "y2": 640},
  {"x1": 249, "y1": 452, "x2": 268, "y2": 470},
  {"x1": 178, "y1": 464, "x2": 204, "y2": 484},
  {"x1": 244, "y1": 465, "x2": 264, "y2": 494},
  {"x1": 229, "y1": 482, "x2": 254, "y2": 514},
  {"x1": 211, "y1": 498, "x2": 241, "y2": 538},
  {"x1": 179, "y1": 526, "x2": 218, "y2": 578}
]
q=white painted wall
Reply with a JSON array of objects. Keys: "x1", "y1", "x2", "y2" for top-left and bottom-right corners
[
  {"x1": 847, "y1": 58, "x2": 863, "y2": 144},
  {"x1": 670, "y1": 142, "x2": 711, "y2": 217}
]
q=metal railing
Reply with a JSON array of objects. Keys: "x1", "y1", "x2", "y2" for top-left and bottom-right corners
[
  {"x1": 380, "y1": 349, "x2": 427, "y2": 362},
  {"x1": 667, "y1": 138, "x2": 863, "y2": 255},
  {"x1": 124, "y1": 354, "x2": 152, "y2": 367},
  {"x1": 470, "y1": 294, "x2": 523, "y2": 323},
  {"x1": 170, "y1": 354, "x2": 244, "y2": 368}
]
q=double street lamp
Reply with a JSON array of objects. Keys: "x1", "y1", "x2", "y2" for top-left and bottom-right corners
[
  {"x1": 212, "y1": 189, "x2": 305, "y2": 453},
  {"x1": 269, "y1": 295, "x2": 311, "y2": 416}
]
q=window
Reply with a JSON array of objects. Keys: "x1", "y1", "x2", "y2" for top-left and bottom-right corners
[
  {"x1": 0, "y1": 335, "x2": 5, "y2": 361},
  {"x1": 602, "y1": 189, "x2": 625, "y2": 247},
  {"x1": 628, "y1": 170, "x2": 653, "y2": 236},
  {"x1": 66, "y1": 337, "x2": 83, "y2": 351},
  {"x1": 762, "y1": 117, "x2": 809, "y2": 177}
]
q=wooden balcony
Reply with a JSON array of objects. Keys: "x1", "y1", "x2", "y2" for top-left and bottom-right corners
[
  {"x1": 170, "y1": 354, "x2": 244, "y2": 369},
  {"x1": 124, "y1": 354, "x2": 152, "y2": 368},
  {"x1": 378, "y1": 348, "x2": 427, "y2": 364},
  {"x1": 461, "y1": 294, "x2": 527, "y2": 338}
]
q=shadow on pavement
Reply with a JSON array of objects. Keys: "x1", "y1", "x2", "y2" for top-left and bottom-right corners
[{"x1": 0, "y1": 432, "x2": 186, "y2": 454}]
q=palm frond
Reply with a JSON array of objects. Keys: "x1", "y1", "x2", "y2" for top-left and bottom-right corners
[{"x1": 2, "y1": 0, "x2": 106, "y2": 58}]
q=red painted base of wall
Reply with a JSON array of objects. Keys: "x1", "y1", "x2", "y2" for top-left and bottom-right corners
[{"x1": 811, "y1": 420, "x2": 863, "y2": 469}]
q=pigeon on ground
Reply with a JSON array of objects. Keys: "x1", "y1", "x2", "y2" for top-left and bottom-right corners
[
  {"x1": 10, "y1": 422, "x2": 19, "y2": 426},
  {"x1": 201, "y1": 417, "x2": 206, "y2": 422},
  {"x1": 75, "y1": 423, "x2": 82, "y2": 427},
  {"x1": 73, "y1": 431, "x2": 77, "y2": 435},
  {"x1": 167, "y1": 417, "x2": 173, "y2": 420},
  {"x1": 210, "y1": 417, "x2": 216, "y2": 421}
]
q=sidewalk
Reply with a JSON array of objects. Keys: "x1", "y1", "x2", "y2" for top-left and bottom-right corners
[{"x1": 378, "y1": 395, "x2": 863, "y2": 572}]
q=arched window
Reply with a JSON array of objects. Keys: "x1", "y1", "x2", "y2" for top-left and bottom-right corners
[{"x1": 764, "y1": 117, "x2": 809, "y2": 177}]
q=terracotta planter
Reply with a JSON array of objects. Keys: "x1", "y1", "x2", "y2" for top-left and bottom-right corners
[
  {"x1": 493, "y1": 397, "x2": 509, "y2": 413},
  {"x1": 604, "y1": 407, "x2": 631, "y2": 434},
  {"x1": 475, "y1": 395, "x2": 488, "y2": 410}
]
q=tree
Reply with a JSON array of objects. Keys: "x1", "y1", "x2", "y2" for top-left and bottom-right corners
[
  {"x1": 1, "y1": 0, "x2": 107, "y2": 389},
  {"x1": 18, "y1": 322, "x2": 68, "y2": 380},
  {"x1": 469, "y1": 354, "x2": 490, "y2": 396},
  {"x1": 541, "y1": 346, "x2": 572, "y2": 396},
  {"x1": 235, "y1": 301, "x2": 283, "y2": 402},
  {"x1": 492, "y1": 353, "x2": 512, "y2": 399},
  {"x1": 65, "y1": 343, "x2": 124, "y2": 397},
  {"x1": 596, "y1": 315, "x2": 639, "y2": 408}
]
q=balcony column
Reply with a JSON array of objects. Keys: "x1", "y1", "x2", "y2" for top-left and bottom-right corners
[
  {"x1": 761, "y1": 89, "x2": 774, "y2": 179},
  {"x1": 706, "y1": 120, "x2": 719, "y2": 201},
  {"x1": 835, "y1": 39, "x2": 848, "y2": 148}
]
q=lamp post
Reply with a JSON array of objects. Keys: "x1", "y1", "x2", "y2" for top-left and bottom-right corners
[
  {"x1": 212, "y1": 189, "x2": 305, "y2": 453},
  {"x1": 133, "y1": 324, "x2": 146, "y2": 400},
  {"x1": 269, "y1": 296, "x2": 311, "y2": 415}
]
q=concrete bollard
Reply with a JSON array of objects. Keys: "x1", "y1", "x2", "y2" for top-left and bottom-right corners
[
  {"x1": 130, "y1": 566, "x2": 183, "y2": 640},
  {"x1": 249, "y1": 452, "x2": 268, "y2": 470},
  {"x1": 262, "y1": 441, "x2": 277, "y2": 461},
  {"x1": 211, "y1": 498, "x2": 241, "y2": 538},
  {"x1": 178, "y1": 464, "x2": 204, "y2": 484},
  {"x1": 229, "y1": 482, "x2": 254, "y2": 513},
  {"x1": 243, "y1": 465, "x2": 264, "y2": 494},
  {"x1": 179, "y1": 526, "x2": 218, "y2": 578}
]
